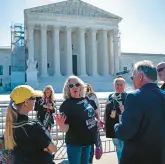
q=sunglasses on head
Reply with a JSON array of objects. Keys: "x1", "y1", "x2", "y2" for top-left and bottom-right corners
[
  {"x1": 68, "y1": 83, "x2": 80, "y2": 88},
  {"x1": 157, "y1": 67, "x2": 165, "y2": 73}
]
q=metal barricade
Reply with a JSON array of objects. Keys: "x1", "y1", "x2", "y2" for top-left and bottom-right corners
[{"x1": 0, "y1": 98, "x2": 115, "y2": 160}]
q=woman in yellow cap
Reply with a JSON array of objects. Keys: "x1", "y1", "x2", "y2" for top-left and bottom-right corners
[{"x1": 4, "y1": 85, "x2": 56, "y2": 164}]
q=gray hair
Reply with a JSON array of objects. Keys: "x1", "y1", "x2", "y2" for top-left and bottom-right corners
[
  {"x1": 63, "y1": 75, "x2": 86, "y2": 100},
  {"x1": 113, "y1": 76, "x2": 126, "y2": 85},
  {"x1": 133, "y1": 60, "x2": 157, "y2": 81}
]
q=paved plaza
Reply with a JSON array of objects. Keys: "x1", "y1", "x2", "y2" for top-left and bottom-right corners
[
  {"x1": 55, "y1": 152, "x2": 117, "y2": 164},
  {"x1": 53, "y1": 136, "x2": 117, "y2": 164}
]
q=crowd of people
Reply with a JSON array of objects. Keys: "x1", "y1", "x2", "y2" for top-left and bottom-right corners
[{"x1": 2, "y1": 60, "x2": 165, "y2": 164}]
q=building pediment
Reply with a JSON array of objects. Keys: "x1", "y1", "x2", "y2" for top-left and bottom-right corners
[{"x1": 25, "y1": 0, "x2": 122, "y2": 21}]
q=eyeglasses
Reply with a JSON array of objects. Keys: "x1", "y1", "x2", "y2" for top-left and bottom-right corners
[
  {"x1": 68, "y1": 83, "x2": 80, "y2": 88},
  {"x1": 157, "y1": 67, "x2": 165, "y2": 73}
]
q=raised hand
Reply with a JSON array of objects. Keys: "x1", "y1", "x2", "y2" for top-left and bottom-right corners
[{"x1": 54, "y1": 114, "x2": 66, "y2": 127}]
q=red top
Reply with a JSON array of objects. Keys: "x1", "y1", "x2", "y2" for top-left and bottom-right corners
[{"x1": 46, "y1": 97, "x2": 51, "y2": 113}]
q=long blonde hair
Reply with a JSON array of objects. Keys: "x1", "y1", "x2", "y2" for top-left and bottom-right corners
[
  {"x1": 63, "y1": 75, "x2": 86, "y2": 100},
  {"x1": 43, "y1": 85, "x2": 55, "y2": 102},
  {"x1": 85, "y1": 83, "x2": 100, "y2": 110},
  {"x1": 86, "y1": 83, "x2": 96, "y2": 96},
  {"x1": 4, "y1": 101, "x2": 23, "y2": 150}
]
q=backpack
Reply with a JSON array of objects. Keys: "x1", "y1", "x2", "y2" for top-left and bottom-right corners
[{"x1": 0, "y1": 136, "x2": 14, "y2": 164}]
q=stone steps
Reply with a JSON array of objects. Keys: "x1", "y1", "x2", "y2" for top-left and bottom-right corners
[
  {"x1": 37, "y1": 73, "x2": 133, "y2": 92},
  {"x1": 38, "y1": 76, "x2": 114, "y2": 92}
]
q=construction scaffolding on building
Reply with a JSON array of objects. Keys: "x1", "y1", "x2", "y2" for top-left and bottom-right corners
[
  {"x1": 11, "y1": 23, "x2": 25, "y2": 50},
  {"x1": 10, "y1": 23, "x2": 26, "y2": 89}
]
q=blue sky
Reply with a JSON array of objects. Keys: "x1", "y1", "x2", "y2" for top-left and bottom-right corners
[{"x1": 0, "y1": 0, "x2": 165, "y2": 54}]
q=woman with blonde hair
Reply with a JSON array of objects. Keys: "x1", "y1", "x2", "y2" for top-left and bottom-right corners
[
  {"x1": 35, "y1": 85, "x2": 56, "y2": 132},
  {"x1": 86, "y1": 83, "x2": 100, "y2": 112},
  {"x1": 4, "y1": 85, "x2": 56, "y2": 164},
  {"x1": 55, "y1": 75, "x2": 98, "y2": 164},
  {"x1": 86, "y1": 83, "x2": 103, "y2": 163}
]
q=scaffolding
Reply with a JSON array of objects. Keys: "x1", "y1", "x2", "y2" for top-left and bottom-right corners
[
  {"x1": 11, "y1": 23, "x2": 25, "y2": 50},
  {"x1": 10, "y1": 23, "x2": 26, "y2": 89}
]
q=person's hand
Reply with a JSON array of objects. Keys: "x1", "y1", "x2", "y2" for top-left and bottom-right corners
[
  {"x1": 48, "y1": 105, "x2": 53, "y2": 110},
  {"x1": 43, "y1": 105, "x2": 48, "y2": 108},
  {"x1": 54, "y1": 114, "x2": 66, "y2": 127},
  {"x1": 110, "y1": 110, "x2": 116, "y2": 118},
  {"x1": 119, "y1": 105, "x2": 124, "y2": 112},
  {"x1": 98, "y1": 120, "x2": 104, "y2": 129}
]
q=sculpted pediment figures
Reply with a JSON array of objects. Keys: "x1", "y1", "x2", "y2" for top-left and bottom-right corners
[{"x1": 26, "y1": 0, "x2": 121, "y2": 20}]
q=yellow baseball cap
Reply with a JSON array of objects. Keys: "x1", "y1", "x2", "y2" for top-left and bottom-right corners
[{"x1": 10, "y1": 85, "x2": 43, "y2": 104}]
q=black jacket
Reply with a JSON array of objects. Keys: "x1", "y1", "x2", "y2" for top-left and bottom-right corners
[
  {"x1": 115, "y1": 83, "x2": 165, "y2": 164},
  {"x1": 105, "y1": 92, "x2": 127, "y2": 138},
  {"x1": 34, "y1": 97, "x2": 56, "y2": 128}
]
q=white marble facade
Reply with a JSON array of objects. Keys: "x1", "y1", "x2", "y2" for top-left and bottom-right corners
[{"x1": 24, "y1": 0, "x2": 122, "y2": 80}]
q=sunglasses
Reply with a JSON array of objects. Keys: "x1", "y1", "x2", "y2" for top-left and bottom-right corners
[
  {"x1": 68, "y1": 83, "x2": 80, "y2": 88},
  {"x1": 130, "y1": 76, "x2": 133, "y2": 80},
  {"x1": 157, "y1": 67, "x2": 165, "y2": 73},
  {"x1": 29, "y1": 97, "x2": 36, "y2": 101}
]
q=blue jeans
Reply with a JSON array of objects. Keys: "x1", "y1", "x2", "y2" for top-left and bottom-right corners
[
  {"x1": 89, "y1": 144, "x2": 94, "y2": 163},
  {"x1": 66, "y1": 144, "x2": 91, "y2": 164},
  {"x1": 112, "y1": 138, "x2": 124, "y2": 163}
]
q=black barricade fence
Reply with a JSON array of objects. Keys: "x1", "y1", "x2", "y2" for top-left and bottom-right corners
[{"x1": 0, "y1": 98, "x2": 115, "y2": 160}]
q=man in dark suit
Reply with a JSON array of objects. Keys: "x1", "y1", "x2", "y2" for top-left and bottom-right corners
[{"x1": 115, "y1": 60, "x2": 165, "y2": 164}]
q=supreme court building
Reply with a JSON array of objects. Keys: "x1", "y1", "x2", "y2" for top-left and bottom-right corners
[
  {"x1": 25, "y1": 0, "x2": 122, "y2": 83},
  {"x1": 1, "y1": 0, "x2": 164, "y2": 92}
]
